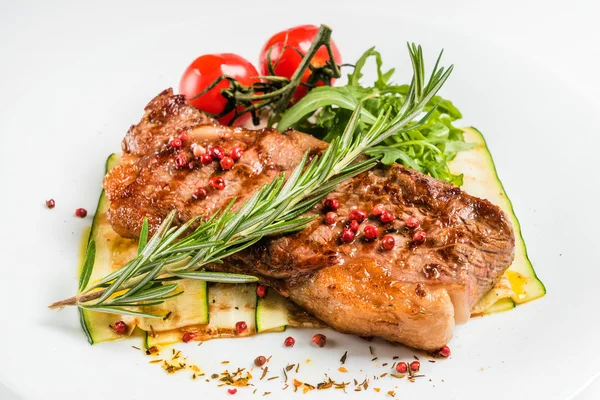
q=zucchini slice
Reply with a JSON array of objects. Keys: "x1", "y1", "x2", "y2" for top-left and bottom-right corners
[
  {"x1": 483, "y1": 297, "x2": 516, "y2": 314},
  {"x1": 79, "y1": 154, "x2": 137, "y2": 344},
  {"x1": 137, "y1": 280, "x2": 208, "y2": 332},
  {"x1": 256, "y1": 289, "x2": 289, "y2": 333},
  {"x1": 208, "y1": 283, "x2": 256, "y2": 334},
  {"x1": 450, "y1": 127, "x2": 546, "y2": 313},
  {"x1": 471, "y1": 274, "x2": 515, "y2": 315},
  {"x1": 146, "y1": 329, "x2": 184, "y2": 350},
  {"x1": 145, "y1": 283, "x2": 259, "y2": 349}
]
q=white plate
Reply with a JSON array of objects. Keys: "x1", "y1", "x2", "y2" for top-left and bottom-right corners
[{"x1": 1, "y1": 1, "x2": 599, "y2": 399}]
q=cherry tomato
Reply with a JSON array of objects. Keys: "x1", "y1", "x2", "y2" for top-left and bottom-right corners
[
  {"x1": 259, "y1": 25, "x2": 342, "y2": 103},
  {"x1": 179, "y1": 53, "x2": 258, "y2": 125}
]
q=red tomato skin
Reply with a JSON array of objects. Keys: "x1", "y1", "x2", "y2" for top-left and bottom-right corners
[
  {"x1": 259, "y1": 25, "x2": 342, "y2": 103},
  {"x1": 179, "y1": 53, "x2": 258, "y2": 124}
]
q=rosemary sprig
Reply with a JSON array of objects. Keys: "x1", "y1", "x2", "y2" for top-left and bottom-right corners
[{"x1": 49, "y1": 43, "x2": 453, "y2": 317}]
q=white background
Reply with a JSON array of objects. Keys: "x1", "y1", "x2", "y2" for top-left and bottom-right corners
[{"x1": 1, "y1": 0, "x2": 599, "y2": 399}]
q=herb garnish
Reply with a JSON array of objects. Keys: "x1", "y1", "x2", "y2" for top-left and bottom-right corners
[
  {"x1": 49, "y1": 43, "x2": 453, "y2": 316},
  {"x1": 278, "y1": 47, "x2": 471, "y2": 186},
  {"x1": 340, "y1": 351, "x2": 348, "y2": 364}
]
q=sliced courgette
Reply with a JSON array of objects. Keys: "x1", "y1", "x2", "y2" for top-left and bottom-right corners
[
  {"x1": 481, "y1": 297, "x2": 516, "y2": 315},
  {"x1": 208, "y1": 283, "x2": 257, "y2": 334},
  {"x1": 144, "y1": 283, "x2": 259, "y2": 349},
  {"x1": 145, "y1": 329, "x2": 184, "y2": 349},
  {"x1": 256, "y1": 289, "x2": 289, "y2": 333},
  {"x1": 79, "y1": 154, "x2": 137, "y2": 344},
  {"x1": 137, "y1": 280, "x2": 209, "y2": 332},
  {"x1": 471, "y1": 274, "x2": 515, "y2": 315},
  {"x1": 450, "y1": 127, "x2": 546, "y2": 313}
]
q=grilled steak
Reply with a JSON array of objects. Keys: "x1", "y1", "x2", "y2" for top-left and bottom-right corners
[{"x1": 104, "y1": 89, "x2": 515, "y2": 350}]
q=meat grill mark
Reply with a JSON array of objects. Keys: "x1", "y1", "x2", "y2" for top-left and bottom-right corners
[{"x1": 103, "y1": 89, "x2": 516, "y2": 350}]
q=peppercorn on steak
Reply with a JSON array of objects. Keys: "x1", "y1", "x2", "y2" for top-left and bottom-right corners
[{"x1": 103, "y1": 89, "x2": 515, "y2": 351}]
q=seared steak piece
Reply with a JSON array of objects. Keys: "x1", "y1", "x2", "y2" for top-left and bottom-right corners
[
  {"x1": 107, "y1": 89, "x2": 326, "y2": 238},
  {"x1": 104, "y1": 89, "x2": 515, "y2": 350}
]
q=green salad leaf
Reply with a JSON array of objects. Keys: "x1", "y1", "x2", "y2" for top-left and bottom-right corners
[{"x1": 278, "y1": 47, "x2": 472, "y2": 186}]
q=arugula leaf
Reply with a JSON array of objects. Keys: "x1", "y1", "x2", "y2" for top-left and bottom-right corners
[
  {"x1": 278, "y1": 47, "x2": 470, "y2": 186},
  {"x1": 347, "y1": 47, "x2": 395, "y2": 89},
  {"x1": 366, "y1": 147, "x2": 421, "y2": 170},
  {"x1": 278, "y1": 86, "x2": 376, "y2": 133}
]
